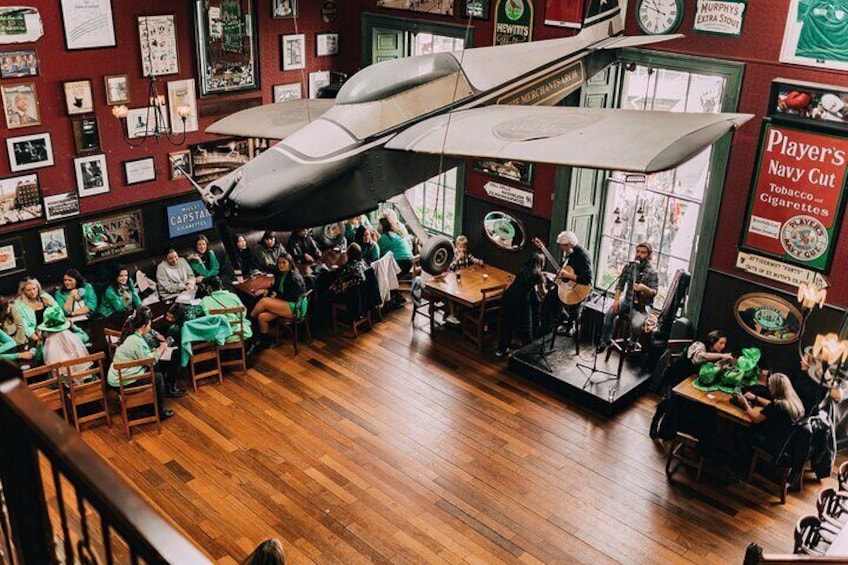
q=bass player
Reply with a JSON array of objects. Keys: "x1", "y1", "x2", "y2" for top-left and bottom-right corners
[{"x1": 536, "y1": 231, "x2": 593, "y2": 338}]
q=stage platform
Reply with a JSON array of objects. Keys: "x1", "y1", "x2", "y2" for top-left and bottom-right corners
[{"x1": 508, "y1": 335, "x2": 652, "y2": 416}]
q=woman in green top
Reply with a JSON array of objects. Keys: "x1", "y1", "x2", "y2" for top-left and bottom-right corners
[
  {"x1": 248, "y1": 253, "x2": 307, "y2": 354},
  {"x1": 187, "y1": 234, "x2": 220, "y2": 283},
  {"x1": 0, "y1": 298, "x2": 34, "y2": 362},
  {"x1": 377, "y1": 217, "x2": 413, "y2": 275},
  {"x1": 12, "y1": 277, "x2": 57, "y2": 346},
  {"x1": 344, "y1": 214, "x2": 373, "y2": 241},
  {"x1": 107, "y1": 307, "x2": 174, "y2": 420},
  {"x1": 355, "y1": 226, "x2": 380, "y2": 264},
  {"x1": 98, "y1": 265, "x2": 143, "y2": 318},
  {"x1": 54, "y1": 268, "x2": 98, "y2": 317}
]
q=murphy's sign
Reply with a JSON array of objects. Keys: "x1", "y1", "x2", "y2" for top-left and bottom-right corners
[{"x1": 494, "y1": 0, "x2": 534, "y2": 46}]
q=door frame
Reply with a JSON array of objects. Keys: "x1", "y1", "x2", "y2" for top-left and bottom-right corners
[{"x1": 361, "y1": 13, "x2": 475, "y2": 67}]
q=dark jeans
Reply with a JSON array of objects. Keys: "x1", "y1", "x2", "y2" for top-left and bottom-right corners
[
  {"x1": 539, "y1": 291, "x2": 583, "y2": 336},
  {"x1": 498, "y1": 298, "x2": 533, "y2": 352},
  {"x1": 110, "y1": 371, "x2": 165, "y2": 414},
  {"x1": 601, "y1": 300, "x2": 650, "y2": 345},
  {"x1": 397, "y1": 259, "x2": 412, "y2": 276}
]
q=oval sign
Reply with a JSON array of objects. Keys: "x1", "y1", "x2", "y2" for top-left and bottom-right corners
[
  {"x1": 483, "y1": 210, "x2": 526, "y2": 252},
  {"x1": 321, "y1": 0, "x2": 338, "y2": 22},
  {"x1": 733, "y1": 292, "x2": 803, "y2": 344}
]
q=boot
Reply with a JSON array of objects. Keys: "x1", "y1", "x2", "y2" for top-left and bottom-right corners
[{"x1": 247, "y1": 333, "x2": 270, "y2": 356}]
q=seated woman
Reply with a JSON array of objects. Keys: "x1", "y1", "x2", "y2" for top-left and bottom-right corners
[
  {"x1": 329, "y1": 243, "x2": 367, "y2": 296},
  {"x1": 354, "y1": 225, "x2": 380, "y2": 264},
  {"x1": 54, "y1": 268, "x2": 98, "y2": 318},
  {"x1": 187, "y1": 234, "x2": 220, "y2": 284},
  {"x1": 38, "y1": 306, "x2": 91, "y2": 374},
  {"x1": 0, "y1": 297, "x2": 34, "y2": 363},
  {"x1": 449, "y1": 235, "x2": 483, "y2": 271},
  {"x1": 231, "y1": 233, "x2": 256, "y2": 278},
  {"x1": 248, "y1": 253, "x2": 306, "y2": 355},
  {"x1": 738, "y1": 372, "x2": 806, "y2": 456},
  {"x1": 12, "y1": 277, "x2": 57, "y2": 347},
  {"x1": 286, "y1": 228, "x2": 323, "y2": 266},
  {"x1": 377, "y1": 216, "x2": 414, "y2": 275},
  {"x1": 200, "y1": 276, "x2": 253, "y2": 343},
  {"x1": 98, "y1": 264, "x2": 143, "y2": 318},
  {"x1": 687, "y1": 330, "x2": 735, "y2": 368},
  {"x1": 107, "y1": 308, "x2": 176, "y2": 420},
  {"x1": 345, "y1": 214, "x2": 373, "y2": 241}
]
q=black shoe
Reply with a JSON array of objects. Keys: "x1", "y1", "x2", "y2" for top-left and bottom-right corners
[
  {"x1": 247, "y1": 335, "x2": 270, "y2": 356},
  {"x1": 161, "y1": 408, "x2": 175, "y2": 420},
  {"x1": 165, "y1": 386, "x2": 187, "y2": 398},
  {"x1": 565, "y1": 325, "x2": 576, "y2": 337},
  {"x1": 596, "y1": 343, "x2": 607, "y2": 354}
]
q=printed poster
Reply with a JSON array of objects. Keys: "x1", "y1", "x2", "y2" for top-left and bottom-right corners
[{"x1": 780, "y1": 0, "x2": 848, "y2": 71}]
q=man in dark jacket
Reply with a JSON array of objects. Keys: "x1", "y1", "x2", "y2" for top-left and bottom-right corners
[{"x1": 539, "y1": 231, "x2": 594, "y2": 337}]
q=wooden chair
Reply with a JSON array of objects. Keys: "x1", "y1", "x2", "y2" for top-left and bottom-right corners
[
  {"x1": 60, "y1": 352, "x2": 111, "y2": 432},
  {"x1": 747, "y1": 445, "x2": 793, "y2": 505},
  {"x1": 21, "y1": 363, "x2": 67, "y2": 422},
  {"x1": 276, "y1": 289, "x2": 313, "y2": 354},
  {"x1": 332, "y1": 273, "x2": 381, "y2": 338},
  {"x1": 103, "y1": 328, "x2": 122, "y2": 361},
  {"x1": 817, "y1": 487, "x2": 848, "y2": 528},
  {"x1": 396, "y1": 254, "x2": 421, "y2": 293},
  {"x1": 188, "y1": 341, "x2": 223, "y2": 392},
  {"x1": 462, "y1": 284, "x2": 506, "y2": 351},
  {"x1": 837, "y1": 460, "x2": 848, "y2": 492},
  {"x1": 113, "y1": 357, "x2": 159, "y2": 439},
  {"x1": 208, "y1": 305, "x2": 248, "y2": 374},
  {"x1": 665, "y1": 432, "x2": 704, "y2": 483},
  {"x1": 793, "y1": 515, "x2": 838, "y2": 555},
  {"x1": 604, "y1": 314, "x2": 649, "y2": 378}
]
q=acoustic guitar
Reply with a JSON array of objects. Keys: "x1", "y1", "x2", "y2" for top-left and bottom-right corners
[{"x1": 532, "y1": 238, "x2": 592, "y2": 306}]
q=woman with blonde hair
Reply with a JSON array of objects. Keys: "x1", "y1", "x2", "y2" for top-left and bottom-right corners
[
  {"x1": 738, "y1": 372, "x2": 805, "y2": 456},
  {"x1": 12, "y1": 277, "x2": 57, "y2": 346}
]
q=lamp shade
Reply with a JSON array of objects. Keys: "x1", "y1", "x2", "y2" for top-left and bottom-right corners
[
  {"x1": 798, "y1": 282, "x2": 827, "y2": 310},
  {"x1": 812, "y1": 333, "x2": 848, "y2": 365}
]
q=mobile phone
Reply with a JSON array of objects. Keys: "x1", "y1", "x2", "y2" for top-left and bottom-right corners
[{"x1": 165, "y1": 336, "x2": 175, "y2": 347}]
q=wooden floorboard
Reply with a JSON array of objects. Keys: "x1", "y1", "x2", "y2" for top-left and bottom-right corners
[{"x1": 65, "y1": 305, "x2": 840, "y2": 564}]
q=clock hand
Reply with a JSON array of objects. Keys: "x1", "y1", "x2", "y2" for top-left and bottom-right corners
[{"x1": 648, "y1": 0, "x2": 667, "y2": 16}]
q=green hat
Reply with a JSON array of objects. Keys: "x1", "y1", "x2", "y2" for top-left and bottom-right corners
[
  {"x1": 742, "y1": 347, "x2": 762, "y2": 364},
  {"x1": 37, "y1": 306, "x2": 70, "y2": 333},
  {"x1": 722, "y1": 368, "x2": 744, "y2": 388},
  {"x1": 698, "y1": 363, "x2": 720, "y2": 386}
]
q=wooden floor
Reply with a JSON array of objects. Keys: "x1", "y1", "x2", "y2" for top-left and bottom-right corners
[{"x1": 76, "y1": 306, "x2": 836, "y2": 564}]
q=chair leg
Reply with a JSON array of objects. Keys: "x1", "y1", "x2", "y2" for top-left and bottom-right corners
[
  {"x1": 292, "y1": 324, "x2": 299, "y2": 355},
  {"x1": 747, "y1": 451, "x2": 758, "y2": 483},
  {"x1": 303, "y1": 320, "x2": 312, "y2": 344}
]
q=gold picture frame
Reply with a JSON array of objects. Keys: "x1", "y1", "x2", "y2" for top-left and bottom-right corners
[{"x1": 1, "y1": 82, "x2": 40, "y2": 129}]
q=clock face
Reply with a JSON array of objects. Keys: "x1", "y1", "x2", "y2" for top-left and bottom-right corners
[{"x1": 636, "y1": 0, "x2": 683, "y2": 35}]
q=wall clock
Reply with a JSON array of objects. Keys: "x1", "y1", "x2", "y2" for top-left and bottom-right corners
[{"x1": 635, "y1": 0, "x2": 684, "y2": 35}]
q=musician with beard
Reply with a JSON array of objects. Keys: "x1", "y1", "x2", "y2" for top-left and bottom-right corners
[
  {"x1": 597, "y1": 241, "x2": 659, "y2": 353},
  {"x1": 536, "y1": 231, "x2": 593, "y2": 338}
]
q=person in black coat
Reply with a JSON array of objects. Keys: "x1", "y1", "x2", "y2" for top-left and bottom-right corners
[
  {"x1": 538, "y1": 231, "x2": 593, "y2": 337},
  {"x1": 496, "y1": 252, "x2": 545, "y2": 357},
  {"x1": 248, "y1": 253, "x2": 307, "y2": 354}
]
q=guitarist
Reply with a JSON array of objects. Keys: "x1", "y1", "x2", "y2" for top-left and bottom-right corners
[{"x1": 537, "y1": 231, "x2": 593, "y2": 338}]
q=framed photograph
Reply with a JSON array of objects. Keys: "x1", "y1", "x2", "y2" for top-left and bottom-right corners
[
  {"x1": 40, "y1": 227, "x2": 69, "y2": 264},
  {"x1": 473, "y1": 158, "x2": 534, "y2": 187},
  {"x1": 43, "y1": 192, "x2": 80, "y2": 222},
  {"x1": 0, "y1": 238, "x2": 26, "y2": 278},
  {"x1": 81, "y1": 209, "x2": 145, "y2": 264},
  {"x1": 272, "y1": 0, "x2": 297, "y2": 18},
  {"x1": 734, "y1": 292, "x2": 802, "y2": 344},
  {"x1": 464, "y1": 0, "x2": 491, "y2": 20},
  {"x1": 139, "y1": 15, "x2": 179, "y2": 77},
  {"x1": 2, "y1": 82, "x2": 40, "y2": 129},
  {"x1": 0, "y1": 173, "x2": 42, "y2": 226},
  {"x1": 194, "y1": 0, "x2": 260, "y2": 96},
  {"x1": 71, "y1": 116, "x2": 101, "y2": 156},
  {"x1": 281, "y1": 34, "x2": 306, "y2": 71},
  {"x1": 189, "y1": 138, "x2": 251, "y2": 184},
  {"x1": 60, "y1": 0, "x2": 116, "y2": 50},
  {"x1": 315, "y1": 33, "x2": 339, "y2": 57},
  {"x1": 124, "y1": 157, "x2": 156, "y2": 185},
  {"x1": 104, "y1": 74, "x2": 130, "y2": 105},
  {"x1": 376, "y1": 0, "x2": 453, "y2": 15},
  {"x1": 125, "y1": 107, "x2": 169, "y2": 139},
  {"x1": 308, "y1": 71, "x2": 331, "y2": 99},
  {"x1": 74, "y1": 154, "x2": 110, "y2": 198},
  {"x1": 0, "y1": 50, "x2": 39, "y2": 78},
  {"x1": 780, "y1": 0, "x2": 848, "y2": 72},
  {"x1": 63, "y1": 79, "x2": 94, "y2": 115},
  {"x1": 273, "y1": 82, "x2": 302, "y2": 103},
  {"x1": 6, "y1": 132, "x2": 53, "y2": 172},
  {"x1": 167, "y1": 79, "x2": 198, "y2": 133},
  {"x1": 169, "y1": 150, "x2": 192, "y2": 180}
]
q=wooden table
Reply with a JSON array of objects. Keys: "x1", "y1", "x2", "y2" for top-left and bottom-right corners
[
  {"x1": 673, "y1": 375, "x2": 752, "y2": 427},
  {"x1": 234, "y1": 273, "x2": 275, "y2": 297},
  {"x1": 424, "y1": 264, "x2": 514, "y2": 330}
]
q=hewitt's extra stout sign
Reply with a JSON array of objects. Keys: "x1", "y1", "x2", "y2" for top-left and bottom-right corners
[{"x1": 742, "y1": 122, "x2": 848, "y2": 272}]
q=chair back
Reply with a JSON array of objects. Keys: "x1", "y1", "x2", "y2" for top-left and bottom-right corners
[
  {"x1": 794, "y1": 515, "x2": 833, "y2": 555},
  {"x1": 113, "y1": 356, "x2": 159, "y2": 439},
  {"x1": 839, "y1": 460, "x2": 848, "y2": 491},
  {"x1": 478, "y1": 284, "x2": 506, "y2": 321},
  {"x1": 21, "y1": 363, "x2": 66, "y2": 421},
  {"x1": 208, "y1": 305, "x2": 246, "y2": 340},
  {"x1": 103, "y1": 328, "x2": 122, "y2": 361},
  {"x1": 59, "y1": 352, "x2": 110, "y2": 431}
]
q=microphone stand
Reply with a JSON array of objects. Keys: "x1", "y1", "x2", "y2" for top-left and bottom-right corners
[{"x1": 578, "y1": 268, "x2": 629, "y2": 390}]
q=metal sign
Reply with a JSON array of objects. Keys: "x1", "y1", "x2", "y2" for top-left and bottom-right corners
[
  {"x1": 483, "y1": 180, "x2": 534, "y2": 208},
  {"x1": 736, "y1": 251, "x2": 828, "y2": 288},
  {"x1": 494, "y1": 0, "x2": 534, "y2": 46}
]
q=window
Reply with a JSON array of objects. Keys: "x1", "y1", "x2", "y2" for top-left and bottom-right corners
[
  {"x1": 412, "y1": 32, "x2": 464, "y2": 55},
  {"x1": 405, "y1": 168, "x2": 459, "y2": 236},
  {"x1": 595, "y1": 66, "x2": 726, "y2": 308}
]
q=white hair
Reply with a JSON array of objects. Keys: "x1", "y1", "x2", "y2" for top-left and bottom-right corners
[{"x1": 556, "y1": 231, "x2": 578, "y2": 246}]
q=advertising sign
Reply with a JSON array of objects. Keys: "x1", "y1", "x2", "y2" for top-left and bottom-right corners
[
  {"x1": 693, "y1": 0, "x2": 746, "y2": 36},
  {"x1": 483, "y1": 181, "x2": 534, "y2": 208},
  {"x1": 167, "y1": 199, "x2": 213, "y2": 238},
  {"x1": 494, "y1": 0, "x2": 533, "y2": 46},
  {"x1": 734, "y1": 292, "x2": 802, "y2": 344},
  {"x1": 741, "y1": 122, "x2": 848, "y2": 272}
]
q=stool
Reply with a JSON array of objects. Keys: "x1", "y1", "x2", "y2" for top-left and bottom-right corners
[{"x1": 666, "y1": 432, "x2": 704, "y2": 483}]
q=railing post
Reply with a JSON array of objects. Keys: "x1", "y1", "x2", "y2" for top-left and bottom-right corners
[{"x1": 743, "y1": 542, "x2": 763, "y2": 565}]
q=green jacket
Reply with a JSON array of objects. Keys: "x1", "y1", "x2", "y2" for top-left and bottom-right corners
[
  {"x1": 98, "y1": 284, "x2": 143, "y2": 318},
  {"x1": 200, "y1": 290, "x2": 252, "y2": 341},
  {"x1": 0, "y1": 330, "x2": 20, "y2": 360},
  {"x1": 12, "y1": 293, "x2": 57, "y2": 345},
  {"x1": 378, "y1": 232, "x2": 413, "y2": 262},
  {"x1": 189, "y1": 250, "x2": 220, "y2": 278},
  {"x1": 180, "y1": 315, "x2": 233, "y2": 367},
  {"x1": 54, "y1": 283, "x2": 98, "y2": 316},
  {"x1": 107, "y1": 332, "x2": 159, "y2": 387}
]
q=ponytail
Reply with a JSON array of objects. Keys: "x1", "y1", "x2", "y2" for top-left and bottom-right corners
[{"x1": 119, "y1": 306, "x2": 152, "y2": 345}]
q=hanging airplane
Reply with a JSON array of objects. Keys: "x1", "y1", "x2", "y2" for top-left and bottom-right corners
[{"x1": 193, "y1": 0, "x2": 752, "y2": 273}]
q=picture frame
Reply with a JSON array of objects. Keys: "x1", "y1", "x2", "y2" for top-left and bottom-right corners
[
  {"x1": 167, "y1": 79, "x2": 198, "y2": 133},
  {"x1": 2, "y1": 82, "x2": 40, "y2": 129},
  {"x1": 272, "y1": 0, "x2": 297, "y2": 18},
  {"x1": 125, "y1": 107, "x2": 169, "y2": 139},
  {"x1": 0, "y1": 50, "x2": 39, "y2": 79},
  {"x1": 81, "y1": 209, "x2": 145, "y2": 265},
  {"x1": 194, "y1": 0, "x2": 260, "y2": 97},
  {"x1": 124, "y1": 157, "x2": 156, "y2": 186},
  {"x1": 71, "y1": 116, "x2": 101, "y2": 156},
  {"x1": 104, "y1": 74, "x2": 130, "y2": 106},
  {"x1": 0, "y1": 237, "x2": 26, "y2": 278},
  {"x1": 74, "y1": 154, "x2": 110, "y2": 198},
  {"x1": 43, "y1": 192, "x2": 80, "y2": 222},
  {"x1": 6, "y1": 132, "x2": 53, "y2": 172},
  {"x1": 189, "y1": 138, "x2": 252, "y2": 184},
  {"x1": 138, "y1": 15, "x2": 179, "y2": 77},
  {"x1": 308, "y1": 71, "x2": 331, "y2": 99},
  {"x1": 0, "y1": 173, "x2": 42, "y2": 226},
  {"x1": 780, "y1": 0, "x2": 848, "y2": 72},
  {"x1": 734, "y1": 292, "x2": 802, "y2": 344},
  {"x1": 40, "y1": 227, "x2": 69, "y2": 264},
  {"x1": 473, "y1": 158, "x2": 534, "y2": 187},
  {"x1": 376, "y1": 0, "x2": 453, "y2": 15},
  {"x1": 281, "y1": 34, "x2": 306, "y2": 71},
  {"x1": 273, "y1": 82, "x2": 302, "y2": 103},
  {"x1": 169, "y1": 150, "x2": 192, "y2": 180},
  {"x1": 60, "y1": 0, "x2": 116, "y2": 50},
  {"x1": 315, "y1": 32, "x2": 339, "y2": 57},
  {"x1": 464, "y1": 0, "x2": 491, "y2": 20},
  {"x1": 63, "y1": 79, "x2": 94, "y2": 115}
]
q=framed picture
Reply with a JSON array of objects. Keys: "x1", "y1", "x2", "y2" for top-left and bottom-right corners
[
  {"x1": 63, "y1": 79, "x2": 94, "y2": 115},
  {"x1": 167, "y1": 79, "x2": 198, "y2": 133},
  {"x1": 6, "y1": 132, "x2": 53, "y2": 172},
  {"x1": 189, "y1": 138, "x2": 251, "y2": 184},
  {"x1": 464, "y1": 0, "x2": 491, "y2": 20},
  {"x1": 273, "y1": 82, "x2": 302, "y2": 103},
  {"x1": 308, "y1": 71, "x2": 331, "y2": 99},
  {"x1": 734, "y1": 292, "x2": 803, "y2": 344},
  {"x1": 376, "y1": 0, "x2": 453, "y2": 15},
  {"x1": 104, "y1": 74, "x2": 130, "y2": 105},
  {"x1": 124, "y1": 157, "x2": 156, "y2": 185},
  {"x1": 125, "y1": 107, "x2": 169, "y2": 139},
  {"x1": 272, "y1": 0, "x2": 297, "y2": 18},
  {"x1": 2, "y1": 82, "x2": 40, "y2": 129},
  {"x1": 0, "y1": 50, "x2": 39, "y2": 78},
  {"x1": 139, "y1": 15, "x2": 179, "y2": 77},
  {"x1": 81, "y1": 209, "x2": 145, "y2": 264},
  {"x1": 71, "y1": 116, "x2": 101, "y2": 156},
  {"x1": 40, "y1": 227, "x2": 69, "y2": 264},
  {"x1": 0, "y1": 238, "x2": 26, "y2": 278},
  {"x1": 169, "y1": 150, "x2": 192, "y2": 180},
  {"x1": 74, "y1": 154, "x2": 110, "y2": 198},
  {"x1": 281, "y1": 34, "x2": 306, "y2": 71},
  {"x1": 60, "y1": 0, "x2": 116, "y2": 50},
  {"x1": 43, "y1": 192, "x2": 80, "y2": 221},
  {"x1": 473, "y1": 158, "x2": 534, "y2": 187},
  {"x1": 780, "y1": 0, "x2": 848, "y2": 72},
  {"x1": 0, "y1": 174, "x2": 42, "y2": 226},
  {"x1": 194, "y1": 0, "x2": 260, "y2": 96},
  {"x1": 315, "y1": 33, "x2": 339, "y2": 57}
]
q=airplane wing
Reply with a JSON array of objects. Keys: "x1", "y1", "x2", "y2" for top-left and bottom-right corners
[
  {"x1": 205, "y1": 99, "x2": 335, "y2": 139},
  {"x1": 385, "y1": 106, "x2": 753, "y2": 173}
]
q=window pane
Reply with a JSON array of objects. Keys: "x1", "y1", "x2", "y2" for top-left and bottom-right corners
[
  {"x1": 685, "y1": 73, "x2": 725, "y2": 114},
  {"x1": 664, "y1": 199, "x2": 700, "y2": 260},
  {"x1": 650, "y1": 69, "x2": 689, "y2": 112},
  {"x1": 671, "y1": 147, "x2": 712, "y2": 200},
  {"x1": 404, "y1": 167, "x2": 458, "y2": 236},
  {"x1": 413, "y1": 33, "x2": 433, "y2": 55}
]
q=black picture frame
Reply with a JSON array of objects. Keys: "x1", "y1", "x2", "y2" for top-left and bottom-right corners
[
  {"x1": 463, "y1": 0, "x2": 491, "y2": 20},
  {"x1": 193, "y1": 0, "x2": 260, "y2": 97},
  {"x1": 473, "y1": 158, "x2": 534, "y2": 187},
  {"x1": 71, "y1": 116, "x2": 101, "y2": 156},
  {"x1": 59, "y1": 0, "x2": 117, "y2": 51},
  {"x1": 0, "y1": 237, "x2": 26, "y2": 278},
  {"x1": 81, "y1": 209, "x2": 145, "y2": 264}
]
